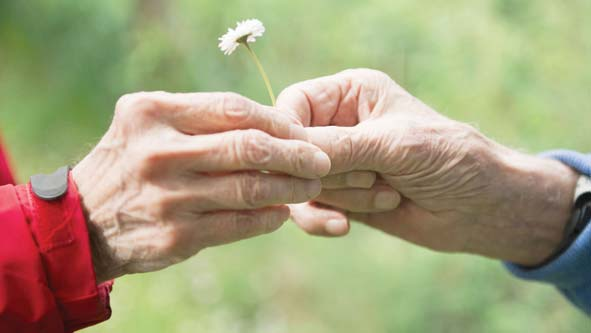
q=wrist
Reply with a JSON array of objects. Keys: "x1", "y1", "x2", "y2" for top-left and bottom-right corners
[
  {"x1": 477, "y1": 148, "x2": 578, "y2": 266},
  {"x1": 86, "y1": 219, "x2": 123, "y2": 283},
  {"x1": 72, "y1": 164, "x2": 125, "y2": 283}
]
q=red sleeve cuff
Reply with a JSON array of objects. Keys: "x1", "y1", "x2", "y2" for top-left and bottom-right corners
[{"x1": 16, "y1": 172, "x2": 113, "y2": 332}]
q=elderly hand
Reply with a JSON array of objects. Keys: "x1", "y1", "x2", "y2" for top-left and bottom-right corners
[
  {"x1": 278, "y1": 69, "x2": 578, "y2": 266},
  {"x1": 73, "y1": 92, "x2": 331, "y2": 283}
]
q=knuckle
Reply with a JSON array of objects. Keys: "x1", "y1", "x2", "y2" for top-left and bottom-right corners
[
  {"x1": 238, "y1": 172, "x2": 270, "y2": 208},
  {"x1": 219, "y1": 92, "x2": 254, "y2": 122},
  {"x1": 288, "y1": 177, "x2": 307, "y2": 202},
  {"x1": 162, "y1": 225, "x2": 179, "y2": 245},
  {"x1": 151, "y1": 192, "x2": 176, "y2": 219},
  {"x1": 239, "y1": 129, "x2": 273, "y2": 166},
  {"x1": 136, "y1": 148, "x2": 167, "y2": 178},
  {"x1": 114, "y1": 93, "x2": 137, "y2": 111},
  {"x1": 293, "y1": 143, "x2": 312, "y2": 173},
  {"x1": 233, "y1": 210, "x2": 281, "y2": 237},
  {"x1": 231, "y1": 211, "x2": 258, "y2": 236},
  {"x1": 233, "y1": 211, "x2": 256, "y2": 226},
  {"x1": 115, "y1": 92, "x2": 162, "y2": 121}
]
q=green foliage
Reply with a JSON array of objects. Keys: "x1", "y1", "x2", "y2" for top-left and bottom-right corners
[{"x1": 1, "y1": 0, "x2": 589, "y2": 331}]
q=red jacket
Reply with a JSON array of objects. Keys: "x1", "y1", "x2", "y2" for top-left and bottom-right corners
[{"x1": 0, "y1": 137, "x2": 112, "y2": 332}]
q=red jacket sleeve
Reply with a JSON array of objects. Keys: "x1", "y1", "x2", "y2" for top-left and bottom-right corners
[
  {"x1": 0, "y1": 165, "x2": 112, "y2": 330},
  {"x1": 0, "y1": 138, "x2": 15, "y2": 186}
]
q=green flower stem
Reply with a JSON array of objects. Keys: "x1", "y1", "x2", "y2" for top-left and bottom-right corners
[{"x1": 242, "y1": 42, "x2": 276, "y2": 106}]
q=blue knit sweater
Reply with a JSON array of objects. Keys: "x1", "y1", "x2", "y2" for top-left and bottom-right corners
[{"x1": 505, "y1": 150, "x2": 591, "y2": 315}]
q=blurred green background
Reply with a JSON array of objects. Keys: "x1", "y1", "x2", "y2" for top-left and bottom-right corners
[{"x1": 1, "y1": 0, "x2": 590, "y2": 332}]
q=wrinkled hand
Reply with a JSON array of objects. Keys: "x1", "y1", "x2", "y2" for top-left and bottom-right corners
[
  {"x1": 278, "y1": 69, "x2": 578, "y2": 266},
  {"x1": 73, "y1": 92, "x2": 331, "y2": 283}
]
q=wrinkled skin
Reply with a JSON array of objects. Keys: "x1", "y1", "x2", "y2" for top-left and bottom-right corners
[
  {"x1": 73, "y1": 92, "x2": 331, "y2": 283},
  {"x1": 278, "y1": 69, "x2": 578, "y2": 266}
]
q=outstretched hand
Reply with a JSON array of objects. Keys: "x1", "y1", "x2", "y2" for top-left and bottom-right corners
[
  {"x1": 278, "y1": 69, "x2": 578, "y2": 266},
  {"x1": 73, "y1": 92, "x2": 331, "y2": 282}
]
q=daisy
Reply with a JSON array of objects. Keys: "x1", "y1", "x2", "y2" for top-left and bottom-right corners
[
  {"x1": 218, "y1": 19, "x2": 276, "y2": 106},
  {"x1": 218, "y1": 19, "x2": 265, "y2": 55}
]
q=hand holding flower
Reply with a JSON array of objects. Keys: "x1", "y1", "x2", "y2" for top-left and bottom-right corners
[{"x1": 278, "y1": 68, "x2": 578, "y2": 266}]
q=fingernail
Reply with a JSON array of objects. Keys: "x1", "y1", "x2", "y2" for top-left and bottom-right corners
[
  {"x1": 313, "y1": 152, "x2": 331, "y2": 177},
  {"x1": 374, "y1": 191, "x2": 400, "y2": 210},
  {"x1": 346, "y1": 172, "x2": 375, "y2": 188},
  {"x1": 325, "y1": 219, "x2": 348, "y2": 236},
  {"x1": 304, "y1": 180, "x2": 322, "y2": 198},
  {"x1": 289, "y1": 124, "x2": 308, "y2": 141}
]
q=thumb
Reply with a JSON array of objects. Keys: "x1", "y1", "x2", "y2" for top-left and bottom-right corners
[
  {"x1": 305, "y1": 126, "x2": 378, "y2": 174},
  {"x1": 276, "y1": 84, "x2": 313, "y2": 127},
  {"x1": 276, "y1": 71, "x2": 365, "y2": 127}
]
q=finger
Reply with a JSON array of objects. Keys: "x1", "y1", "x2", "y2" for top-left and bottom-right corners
[
  {"x1": 277, "y1": 69, "x2": 392, "y2": 127},
  {"x1": 314, "y1": 184, "x2": 401, "y2": 213},
  {"x1": 289, "y1": 202, "x2": 350, "y2": 237},
  {"x1": 152, "y1": 129, "x2": 331, "y2": 179},
  {"x1": 277, "y1": 73, "x2": 361, "y2": 127},
  {"x1": 170, "y1": 172, "x2": 322, "y2": 212},
  {"x1": 194, "y1": 205, "x2": 290, "y2": 247},
  {"x1": 117, "y1": 91, "x2": 307, "y2": 141},
  {"x1": 321, "y1": 171, "x2": 376, "y2": 189}
]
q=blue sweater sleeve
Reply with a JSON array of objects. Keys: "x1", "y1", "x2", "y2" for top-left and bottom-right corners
[{"x1": 505, "y1": 150, "x2": 591, "y2": 315}]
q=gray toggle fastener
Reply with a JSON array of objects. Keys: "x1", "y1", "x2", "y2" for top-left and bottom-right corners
[{"x1": 30, "y1": 166, "x2": 70, "y2": 200}]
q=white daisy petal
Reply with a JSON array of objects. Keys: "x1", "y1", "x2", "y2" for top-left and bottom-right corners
[{"x1": 218, "y1": 19, "x2": 265, "y2": 55}]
